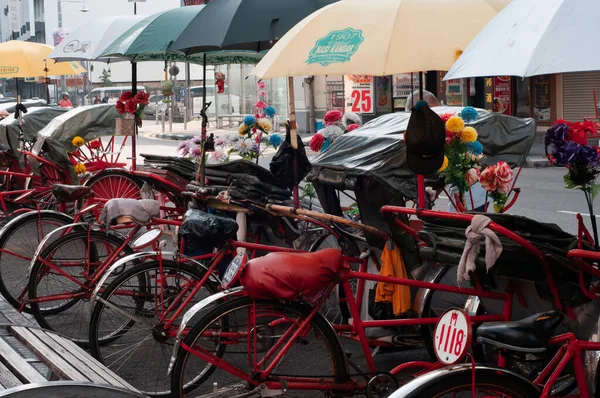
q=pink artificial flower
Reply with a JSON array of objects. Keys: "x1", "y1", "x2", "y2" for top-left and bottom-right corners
[
  {"x1": 439, "y1": 113, "x2": 455, "y2": 123},
  {"x1": 479, "y1": 165, "x2": 498, "y2": 192},
  {"x1": 256, "y1": 100, "x2": 268, "y2": 109},
  {"x1": 259, "y1": 90, "x2": 266, "y2": 97},
  {"x1": 495, "y1": 161, "x2": 513, "y2": 194},
  {"x1": 258, "y1": 81, "x2": 266, "y2": 89},
  {"x1": 324, "y1": 110, "x2": 343, "y2": 126},
  {"x1": 309, "y1": 133, "x2": 325, "y2": 152},
  {"x1": 465, "y1": 168, "x2": 480, "y2": 187}
]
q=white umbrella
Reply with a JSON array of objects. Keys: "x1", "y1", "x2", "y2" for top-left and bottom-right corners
[
  {"x1": 445, "y1": 0, "x2": 600, "y2": 79},
  {"x1": 48, "y1": 15, "x2": 145, "y2": 63},
  {"x1": 250, "y1": 0, "x2": 511, "y2": 79}
]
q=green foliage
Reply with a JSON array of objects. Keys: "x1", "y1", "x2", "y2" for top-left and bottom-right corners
[{"x1": 100, "y1": 69, "x2": 112, "y2": 87}]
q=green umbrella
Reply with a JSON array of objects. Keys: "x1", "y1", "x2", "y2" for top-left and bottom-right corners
[
  {"x1": 99, "y1": 5, "x2": 264, "y2": 171},
  {"x1": 99, "y1": 5, "x2": 264, "y2": 64}
]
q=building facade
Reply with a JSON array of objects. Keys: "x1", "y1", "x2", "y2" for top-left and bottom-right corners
[{"x1": 0, "y1": 0, "x2": 45, "y2": 43}]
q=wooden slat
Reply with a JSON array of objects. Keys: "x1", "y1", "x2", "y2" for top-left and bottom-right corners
[
  {"x1": 44, "y1": 332, "x2": 138, "y2": 391},
  {"x1": 0, "y1": 299, "x2": 35, "y2": 326},
  {"x1": 0, "y1": 338, "x2": 45, "y2": 384},
  {"x1": 27, "y1": 328, "x2": 110, "y2": 385},
  {"x1": 0, "y1": 359, "x2": 22, "y2": 389},
  {"x1": 9, "y1": 326, "x2": 88, "y2": 381}
]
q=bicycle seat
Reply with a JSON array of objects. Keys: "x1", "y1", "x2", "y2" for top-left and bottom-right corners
[
  {"x1": 240, "y1": 249, "x2": 349, "y2": 303},
  {"x1": 51, "y1": 184, "x2": 91, "y2": 202},
  {"x1": 476, "y1": 310, "x2": 565, "y2": 353}
]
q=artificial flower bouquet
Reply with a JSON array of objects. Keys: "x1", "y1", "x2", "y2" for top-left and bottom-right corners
[
  {"x1": 546, "y1": 120, "x2": 600, "y2": 246},
  {"x1": 438, "y1": 107, "x2": 484, "y2": 204},
  {"x1": 178, "y1": 82, "x2": 282, "y2": 163},
  {"x1": 479, "y1": 161, "x2": 514, "y2": 212},
  {"x1": 114, "y1": 90, "x2": 150, "y2": 134},
  {"x1": 309, "y1": 110, "x2": 361, "y2": 153}
]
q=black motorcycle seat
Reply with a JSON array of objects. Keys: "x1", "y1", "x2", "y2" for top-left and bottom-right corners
[
  {"x1": 51, "y1": 184, "x2": 91, "y2": 202},
  {"x1": 476, "y1": 310, "x2": 565, "y2": 353}
]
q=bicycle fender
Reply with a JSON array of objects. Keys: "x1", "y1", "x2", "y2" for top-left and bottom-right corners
[
  {"x1": 27, "y1": 222, "x2": 88, "y2": 280},
  {"x1": 90, "y1": 252, "x2": 221, "y2": 306},
  {"x1": 168, "y1": 286, "x2": 245, "y2": 375},
  {"x1": 0, "y1": 210, "x2": 73, "y2": 239},
  {"x1": 390, "y1": 364, "x2": 538, "y2": 398},
  {"x1": 90, "y1": 251, "x2": 163, "y2": 306}
]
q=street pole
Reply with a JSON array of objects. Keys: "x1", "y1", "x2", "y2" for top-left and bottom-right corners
[
  {"x1": 227, "y1": 64, "x2": 232, "y2": 114},
  {"x1": 240, "y1": 65, "x2": 246, "y2": 115},
  {"x1": 57, "y1": 0, "x2": 67, "y2": 101}
]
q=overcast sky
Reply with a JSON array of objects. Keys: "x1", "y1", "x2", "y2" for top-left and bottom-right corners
[{"x1": 44, "y1": 0, "x2": 180, "y2": 44}]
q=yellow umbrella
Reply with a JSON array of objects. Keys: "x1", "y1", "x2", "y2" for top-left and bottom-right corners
[
  {"x1": 251, "y1": 0, "x2": 511, "y2": 79},
  {"x1": 0, "y1": 40, "x2": 85, "y2": 78}
]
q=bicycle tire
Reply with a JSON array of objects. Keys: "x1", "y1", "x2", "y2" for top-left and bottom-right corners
[
  {"x1": 395, "y1": 367, "x2": 539, "y2": 397},
  {"x1": 170, "y1": 297, "x2": 349, "y2": 398},
  {"x1": 28, "y1": 229, "x2": 133, "y2": 345},
  {"x1": 89, "y1": 260, "x2": 220, "y2": 397},
  {"x1": 0, "y1": 211, "x2": 74, "y2": 311}
]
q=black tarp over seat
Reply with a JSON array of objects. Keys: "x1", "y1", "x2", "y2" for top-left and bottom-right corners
[{"x1": 420, "y1": 213, "x2": 593, "y2": 307}]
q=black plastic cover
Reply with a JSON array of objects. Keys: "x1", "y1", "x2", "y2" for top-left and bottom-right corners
[
  {"x1": 178, "y1": 209, "x2": 239, "y2": 250},
  {"x1": 308, "y1": 106, "x2": 536, "y2": 199},
  {"x1": 270, "y1": 125, "x2": 311, "y2": 190}
]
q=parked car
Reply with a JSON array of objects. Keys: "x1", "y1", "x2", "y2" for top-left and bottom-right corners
[
  {"x1": 144, "y1": 94, "x2": 183, "y2": 118},
  {"x1": 84, "y1": 86, "x2": 146, "y2": 105}
]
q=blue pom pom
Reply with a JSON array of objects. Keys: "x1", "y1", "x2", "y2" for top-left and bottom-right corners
[
  {"x1": 467, "y1": 140, "x2": 483, "y2": 156},
  {"x1": 460, "y1": 106, "x2": 478, "y2": 123},
  {"x1": 321, "y1": 137, "x2": 331, "y2": 152},
  {"x1": 414, "y1": 100, "x2": 429, "y2": 110},
  {"x1": 243, "y1": 115, "x2": 256, "y2": 127},
  {"x1": 269, "y1": 133, "x2": 282, "y2": 147},
  {"x1": 264, "y1": 106, "x2": 276, "y2": 118}
]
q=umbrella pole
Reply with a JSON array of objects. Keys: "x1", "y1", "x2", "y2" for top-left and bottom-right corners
[
  {"x1": 131, "y1": 61, "x2": 138, "y2": 171},
  {"x1": 287, "y1": 76, "x2": 299, "y2": 208},
  {"x1": 416, "y1": 71, "x2": 425, "y2": 209},
  {"x1": 199, "y1": 53, "x2": 207, "y2": 187},
  {"x1": 15, "y1": 78, "x2": 22, "y2": 126}
]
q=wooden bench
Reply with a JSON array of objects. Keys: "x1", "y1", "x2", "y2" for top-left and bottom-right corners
[
  {"x1": 216, "y1": 114, "x2": 244, "y2": 128},
  {"x1": 0, "y1": 298, "x2": 145, "y2": 396}
]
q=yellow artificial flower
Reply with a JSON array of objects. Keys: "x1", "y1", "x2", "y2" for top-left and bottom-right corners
[
  {"x1": 257, "y1": 118, "x2": 272, "y2": 133},
  {"x1": 72, "y1": 136, "x2": 85, "y2": 147},
  {"x1": 445, "y1": 116, "x2": 465, "y2": 134},
  {"x1": 238, "y1": 124, "x2": 248, "y2": 136},
  {"x1": 438, "y1": 156, "x2": 449, "y2": 172},
  {"x1": 74, "y1": 163, "x2": 87, "y2": 174},
  {"x1": 461, "y1": 126, "x2": 478, "y2": 143}
]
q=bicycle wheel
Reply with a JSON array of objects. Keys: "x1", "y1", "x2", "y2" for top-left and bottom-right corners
[
  {"x1": 84, "y1": 171, "x2": 143, "y2": 203},
  {"x1": 395, "y1": 367, "x2": 539, "y2": 397},
  {"x1": 28, "y1": 230, "x2": 134, "y2": 345},
  {"x1": 0, "y1": 211, "x2": 73, "y2": 311},
  {"x1": 89, "y1": 260, "x2": 219, "y2": 397},
  {"x1": 171, "y1": 297, "x2": 349, "y2": 398}
]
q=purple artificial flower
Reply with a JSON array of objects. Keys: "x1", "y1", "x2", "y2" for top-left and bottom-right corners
[
  {"x1": 178, "y1": 140, "x2": 190, "y2": 156},
  {"x1": 552, "y1": 141, "x2": 579, "y2": 166},
  {"x1": 190, "y1": 147, "x2": 203, "y2": 159},
  {"x1": 575, "y1": 144, "x2": 599, "y2": 165},
  {"x1": 545, "y1": 123, "x2": 569, "y2": 146}
]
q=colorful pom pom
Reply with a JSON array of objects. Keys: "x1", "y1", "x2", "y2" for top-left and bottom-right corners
[
  {"x1": 72, "y1": 136, "x2": 85, "y2": 147},
  {"x1": 414, "y1": 100, "x2": 428, "y2": 110},
  {"x1": 446, "y1": 116, "x2": 465, "y2": 133},
  {"x1": 467, "y1": 140, "x2": 483, "y2": 155},
  {"x1": 269, "y1": 134, "x2": 283, "y2": 147},
  {"x1": 264, "y1": 106, "x2": 276, "y2": 118},
  {"x1": 309, "y1": 133, "x2": 325, "y2": 152},
  {"x1": 461, "y1": 126, "x2": 478, "y2": 143},
  {"x1": 460, "y1": 106, "x2": 478, "y2": 123},
  {"x1": 438, "y1": 156, "x2": 449, "y2": 172},
  {"x1": 243, "y1": 115, "x2": 256, "y2": 127}
]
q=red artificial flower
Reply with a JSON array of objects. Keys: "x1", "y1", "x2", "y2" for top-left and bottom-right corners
[
  {"x1": 554, "y1": 119, "x2": 572, "y2": 126},
  {"x1": 134, "y1": 91, "x2": 150, "y2": 105},
  {"x1": 439, "y1": 113, "x2": 455, "y2": 123},
  {"x1": 480, "y1": 165, "x2": 498, "y2": 192},
  {"x1": 347, "y1": 124, "x2": 360, "y2": 132},
  {"x1": 324, "y1": 110, "x2": 343, "y2": 126},
  {"x1": 119, "y1": 91, "x2": 133, "y2": 102},
  {"x1": 115, "y1": 101, "x2": 126, "y2": 115},
  {"x1": 125, "y1": 98, "x2": 138, "y2": 114},
  {"x1": 88, "y1": 139, "x2": 102, "y2": 150},
  {"x1": 309, "y1": 133, "x2": 325, "y2": 152},
  {"x1": 445, "y1": 129, "x2": 455, "y2": 142}
]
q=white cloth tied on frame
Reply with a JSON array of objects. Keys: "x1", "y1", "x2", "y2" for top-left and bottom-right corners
[{"x1": 457, "y1": 215, "x2": 503, "y2": 282}]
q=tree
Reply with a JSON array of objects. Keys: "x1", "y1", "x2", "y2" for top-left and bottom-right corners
[{"x1": 100, "y1": 69, "x2": 113, "y2": 87}]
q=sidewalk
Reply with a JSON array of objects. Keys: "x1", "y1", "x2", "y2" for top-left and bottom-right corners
[{"x1": 142, "y1": 119, "x2": 551, "y2": 168}]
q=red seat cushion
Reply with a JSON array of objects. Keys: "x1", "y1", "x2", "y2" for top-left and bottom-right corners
[{"x1": 241, "y1": 248, "x2": 348, "y2": 303}]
